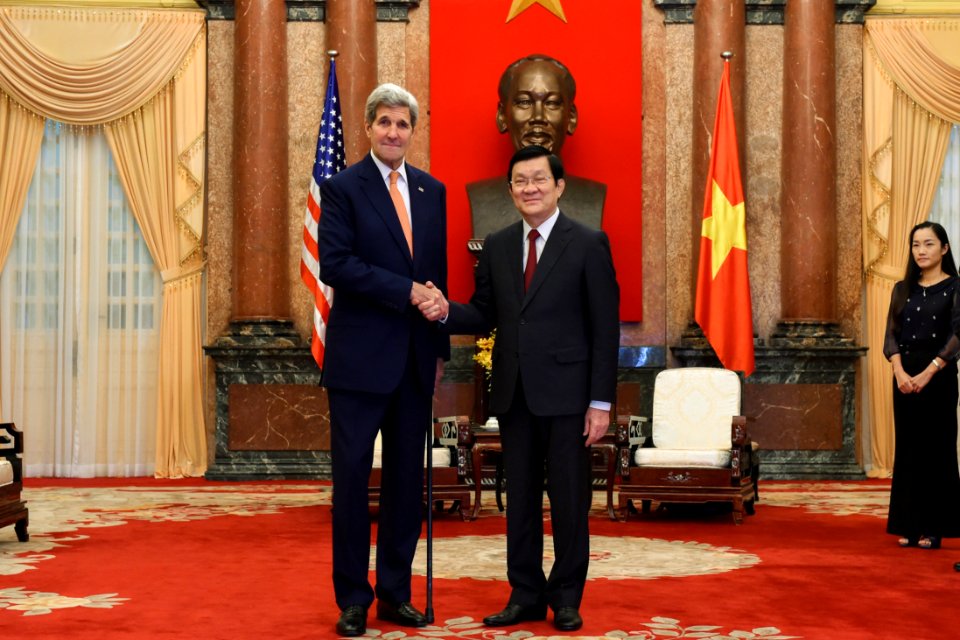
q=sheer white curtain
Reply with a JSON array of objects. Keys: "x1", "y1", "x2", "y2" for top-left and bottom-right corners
[
  {"x1": 927, "y1": 124, "x2": 960, "y2": 462},
  {"x1": 0, "y1": 120, "x2": 161, "y2": 477},
  {"x1": 929, "y1": 126, "x2": 960, "y2": 241}
]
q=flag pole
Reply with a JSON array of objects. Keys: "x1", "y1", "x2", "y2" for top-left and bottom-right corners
[{"x1": 425, "y1": 414, "x2": 435, "y2": 624}]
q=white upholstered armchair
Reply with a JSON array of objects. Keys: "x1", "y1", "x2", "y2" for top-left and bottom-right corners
[{"x1": 616, "y1": 368, "x2": 758, "y2": 524}]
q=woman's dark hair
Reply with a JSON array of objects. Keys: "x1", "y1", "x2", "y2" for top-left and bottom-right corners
[
  {"x1": 892, "y1": 221, "x2": 958, "y2": 315},
  {"x1": 904, "y1": 221, "x2": 958, "y2": 282}
]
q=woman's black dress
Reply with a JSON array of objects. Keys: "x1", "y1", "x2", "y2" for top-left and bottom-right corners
[{"x1": 883, "y1": 276, "x2": 960, "y2": 538}]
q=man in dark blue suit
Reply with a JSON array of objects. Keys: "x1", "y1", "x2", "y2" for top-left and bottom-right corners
[
  {"x1": 318, "y1": 83, "x2": 450, "y2": 637},
  {"x1": 425, "y1": 145, "x2": 620, "y2": 632}
]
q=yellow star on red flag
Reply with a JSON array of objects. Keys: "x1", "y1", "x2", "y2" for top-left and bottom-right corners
[
  {"x1": 506, "y1": 0, "x2": 567, "y2": 23},
  {"x1": 702, "y1": 180, "x2": 747, "y2": 279}
]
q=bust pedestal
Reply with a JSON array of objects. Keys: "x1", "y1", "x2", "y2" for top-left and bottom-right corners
[{"x1": 466, "y1": 174, "x2": 606, "y2": 242}]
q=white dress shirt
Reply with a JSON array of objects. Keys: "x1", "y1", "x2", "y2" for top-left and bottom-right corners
[{"x1": 370, "y1": 151, "x2": 412, "y2": 228}]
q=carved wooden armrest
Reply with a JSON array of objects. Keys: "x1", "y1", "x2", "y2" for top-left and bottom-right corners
[
  {"x1": 729, "y1": 416, "x2": 752, "y2": 480},
  {"x1": 615, "y1": 415, "x2": 649, "y2": 476},
  {"x1": 0, "y1": 423, "x2": 24, "y2": 482}
]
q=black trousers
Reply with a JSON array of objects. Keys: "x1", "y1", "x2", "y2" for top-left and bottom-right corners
[
  {"x1": 328, "y1": 354, "x2": 432, "y2": 610},
  {"x1": 498, "y1": 378, "x2": 593, "y2": 610}
]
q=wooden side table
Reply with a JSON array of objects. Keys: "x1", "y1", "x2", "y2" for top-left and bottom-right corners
[
  {"x1": 469, "y1": 429, "x2": 503, "y2": 520},
  {"x1": 465, "y1": 426, "x2": 618, "y2": 520}
]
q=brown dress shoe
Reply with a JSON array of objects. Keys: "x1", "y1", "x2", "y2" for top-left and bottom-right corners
[{"x1": 336, "y1": 605, "x2": 367, "y2": 637}]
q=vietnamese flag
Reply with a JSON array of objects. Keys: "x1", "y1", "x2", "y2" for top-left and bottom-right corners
[{"x1": 695, "y1": 59, "x2": 755, "y2": 376}]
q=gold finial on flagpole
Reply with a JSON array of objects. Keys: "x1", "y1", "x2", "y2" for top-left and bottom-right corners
[
  {"x1": 327, "y1": 50, "x2": 339, "y2": 60},
  {"x1": 721, "y1": 51, "x2": 734, "y2": 60}
]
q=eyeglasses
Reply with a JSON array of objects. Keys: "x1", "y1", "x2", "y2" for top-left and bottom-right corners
[{"x1": 511, "y1": 176, "x2": 553, "y2": 190}]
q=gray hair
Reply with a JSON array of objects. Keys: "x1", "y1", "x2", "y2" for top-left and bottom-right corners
[{"x1": 365, "y1": 83, "x2": 419, "y2": 128}]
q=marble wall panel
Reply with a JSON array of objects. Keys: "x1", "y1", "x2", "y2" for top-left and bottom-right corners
[
  {"x1": 744, "y1": 25, "x2": 783, "y2": 341},
  {"x1": 405, "y1": 0, "x2": 431, "y2": 172},
  {"x1": 228, "y1": 383, "x2": 330, "y2": 450},
  {"x1": 744, "y1": 383, "x2": 844, "y2": 450},
  {"x1": 206, "y1": 21, "x2": 235, "y2": 342},
  {"x1": 287, "y1": 21, "x2": 327, "y2": 342},
  {"x1": 376, "y1": 0, "x2": 431, "y2": 171},
  {"x1": 628, "y1": 0, "x2": 668, "y2": 347},
  {"x1": 664, "y1": 24, "x2": 696, "y2": 358},
  {"x1": 835, "y1": 24, "x2": 864, "y2": 343},
  {"x1": 206, "y1": 21, "x2": 235, "y2": 459}
]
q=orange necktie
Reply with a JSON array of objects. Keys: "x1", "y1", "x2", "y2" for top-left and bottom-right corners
[{"x1": 389, "y1": 170, "x2": 413, "y2": 256}]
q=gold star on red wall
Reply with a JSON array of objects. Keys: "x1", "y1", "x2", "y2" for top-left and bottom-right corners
[{"x1": 506, "y1": 0, "x2": 567, "y2": 23}]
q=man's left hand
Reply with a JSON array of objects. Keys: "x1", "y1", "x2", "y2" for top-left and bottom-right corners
[{"x1": 583, "y1": 408, "x2": 610, "y2": 447}]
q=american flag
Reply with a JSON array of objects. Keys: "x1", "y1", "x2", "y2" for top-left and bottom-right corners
[{"x1": 300, "y1": 57, "x2": 346, "y2": 367}]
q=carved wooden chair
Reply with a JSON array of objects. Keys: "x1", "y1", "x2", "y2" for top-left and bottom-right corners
[
  {"x1": 0, "y1": 423, "x2": 28, "y2": 541},
  {"x1": 615, "y1": 368, "x2": 758, "y2": 524},
  {"x1": 368, "y1": 416, "x2": 473, "y2": 520}
]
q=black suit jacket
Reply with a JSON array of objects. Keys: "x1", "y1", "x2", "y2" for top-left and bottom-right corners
[
  {"x1": 318, "y1": 153, "x2": 450, "y2": 394},
  {"x1": 447, "y1": 211, "x2": 619, "y2": 416}
]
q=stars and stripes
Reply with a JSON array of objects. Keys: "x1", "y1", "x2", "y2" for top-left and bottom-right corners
[{"x1": 300, "y1": 57, "x2": 346, "y2": 367}]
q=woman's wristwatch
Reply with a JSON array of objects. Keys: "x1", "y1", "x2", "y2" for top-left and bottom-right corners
[{"x1": 932, "y1": 357, "x2": 943, "y2": 371}]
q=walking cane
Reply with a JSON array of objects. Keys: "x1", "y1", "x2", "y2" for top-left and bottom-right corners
[{"x1": 425, "y1": 419, "x2": 435, "y2": 624}]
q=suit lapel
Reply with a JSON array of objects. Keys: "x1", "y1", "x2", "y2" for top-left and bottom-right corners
[
  {"x1": 504, "y1": 222, "x2": 525, "y2": 300},
  {"x1": 359, "y1": 155, "x2": 413, "y2": 263},
  {"x1": 522, "y1": 212, "x2": 573, "y2": 308},
  {"x1": 408, "y1": 165, "x2": 428, "y2": 268}
]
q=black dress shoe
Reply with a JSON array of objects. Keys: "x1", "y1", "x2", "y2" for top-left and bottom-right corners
[
  {"x1": 482, "y1": 603, "x2": 547, "y2": 627},
  {"x1": 336, "y1": 605, "x2": 367, "y2": 637},
  {"x1": 376, "y1": 600, "x2": 427, "y2": 627},
  {"x1": 553, "y1": 606, "x2": 583, "y2": 631}
]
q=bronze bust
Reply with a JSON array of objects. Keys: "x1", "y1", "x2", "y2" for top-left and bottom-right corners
[{"x1": 467, "y1": 54, "x2": 606, "y2": 241}]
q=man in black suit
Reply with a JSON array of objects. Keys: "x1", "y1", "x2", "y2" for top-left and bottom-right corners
[
  {"x1": 425, "y1": 145, "x2": 619, "y2": 632},
  {"x1": 318, "y1": 83, "x2": 450, "y2": 637}
]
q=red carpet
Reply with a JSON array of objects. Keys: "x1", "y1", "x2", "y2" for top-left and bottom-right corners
[{"x1": 1, "y1": 479, "x2": 957, "y2": 639}]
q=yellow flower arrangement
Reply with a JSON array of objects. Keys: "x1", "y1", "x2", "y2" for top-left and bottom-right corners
[{"x1": 473, "y1": 330, "x2": 495, "y2": 388}]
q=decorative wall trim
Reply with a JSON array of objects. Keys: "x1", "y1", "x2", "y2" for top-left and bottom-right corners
[
  {"x1": 199, "y1": 1, "x2": 324, "y2": 21},
  {"x1": 654, "y1": 1, "x2": 877, "y2": 25},
  {"x1": 376, "y1": 0, "x2": 421, "y2": 22},
  {"x1": 199, "y1": 1, "x2": 421, "y2": 22}
]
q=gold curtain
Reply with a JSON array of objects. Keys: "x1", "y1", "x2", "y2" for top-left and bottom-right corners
[
  {"x1": 863, "y1": 18, "x2": 959, "y2": 477},
  {"x1": 0, "y1": 6, "x2": 207, "y2": 477},
  {"x1": 0, "y1": 95, "x2": 44, "y2": 417}
]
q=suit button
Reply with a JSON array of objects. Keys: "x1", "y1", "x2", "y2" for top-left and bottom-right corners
[{"x1": 519, "y1": 319, "x2": 526, "y2": 325}]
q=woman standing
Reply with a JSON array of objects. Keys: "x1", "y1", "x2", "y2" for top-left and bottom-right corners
[{"x1": 883, "y1": 221, "x2": 960, "y2": 549}]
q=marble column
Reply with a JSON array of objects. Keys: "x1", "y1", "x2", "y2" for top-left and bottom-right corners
[
  {"x1": 689, "y1": 0, "x2": 745, "y2": 296},
  {"x1": 327, "y1": 0, "x2": 377, "y2": 164},
  {"x1": 206, "y1": 1, "x2": 326, "y2": 479},
  {"x1": 232, "y1": 0, "x2": 290, "y2": 322},
  {"x1": 779, "y1": 0, "x2": 837, "y2": 330}
]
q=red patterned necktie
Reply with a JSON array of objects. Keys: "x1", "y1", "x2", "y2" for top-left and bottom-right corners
[{"x1": 524, "y1": 229, "x2": 540, "y2": 293}]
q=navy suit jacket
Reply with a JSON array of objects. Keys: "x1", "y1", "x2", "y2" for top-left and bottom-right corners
[
  {"x1": 318, "y1": 154, "x2": 450, "y2": 395},
  {"x1": 446, "y1": 211, "x2": 619, "y2": 416}
]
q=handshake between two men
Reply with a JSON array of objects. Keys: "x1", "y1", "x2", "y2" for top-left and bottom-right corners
[{"x1": 410, "y1": 281, "x2": 449, "y2": 322}]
